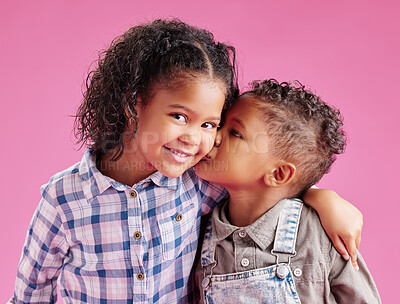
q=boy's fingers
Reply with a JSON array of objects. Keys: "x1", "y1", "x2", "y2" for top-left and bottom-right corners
[
  {"x1": 349, "y1": 248, "x2": 359, "y2": 271},
  {"x1": 355, "y1": 234, "x2": 361, "y2": 250},
  {"x1": 330, "y1": 234, "x2": 349, "y2": 261}
]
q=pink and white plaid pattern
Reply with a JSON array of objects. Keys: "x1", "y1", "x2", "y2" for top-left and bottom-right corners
[{"x1": 11, "y1": 149, "x2": 226, "y2": 303}]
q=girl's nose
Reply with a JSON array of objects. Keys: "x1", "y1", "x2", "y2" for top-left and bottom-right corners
[{"x1": 179, "y1": 131, "x2": 200, "y2": 146}]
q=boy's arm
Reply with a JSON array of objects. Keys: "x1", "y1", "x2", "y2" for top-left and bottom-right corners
[
  {"x1": 303, "y1": 188, "x2": 363, "y2": 270},
  {"x1": 11, "y1": 194, "x2": 67, "y2": 304},
  {"x1": 328, "y1": 248, "x2": 381, "y2": 303}
]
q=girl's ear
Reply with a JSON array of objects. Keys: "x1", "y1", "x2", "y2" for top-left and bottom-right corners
[
  {"x1": 124, "y1": 94, "x2": 143, "y2": 118},
  {"x1": 124, "y1": 96, "x2": 142, "y2": 131},
  {"x1": 264, "y1": 162, "x2": 296, "y2": 187}
]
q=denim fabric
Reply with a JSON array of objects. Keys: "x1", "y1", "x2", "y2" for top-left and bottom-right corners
[{"x1": 273, "y1": 199, "x2": 303, "y2": 255}]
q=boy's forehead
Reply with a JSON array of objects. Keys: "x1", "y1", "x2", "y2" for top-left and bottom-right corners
[
  {"x1": 229, "y1": 95, "x2": 261, "y2": 117},
  {"x1": 235, "y1": 94, "x2": 261, "y2": 107},
  {"x1": 228, "y1": 95, "x2": 269, "y2": 131}
]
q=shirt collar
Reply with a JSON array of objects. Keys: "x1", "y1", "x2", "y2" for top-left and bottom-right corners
[
  {"x1": 212, "y1": 198, "x2": 287, "y2": 251},
  {"x1": 79, "y1": 149, "x2": 182, "y2": 202},
  {"x1": 147, "y1": 170, "x2": 182, "y2": 190},
  {"x1": 79, "y1": 149, "x2": 113, "y2": 202}
]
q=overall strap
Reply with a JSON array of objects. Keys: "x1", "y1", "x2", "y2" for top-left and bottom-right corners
[
  {"x1": 272, "y1": 198, "x2": 303, "y2": 260},
  {"x1": 200, "y1": 218, "x2": 216, "y2": 267}
]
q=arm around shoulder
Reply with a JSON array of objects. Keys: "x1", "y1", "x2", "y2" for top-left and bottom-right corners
[{"x1": 303, "y1": 188, "x2": 363, "y2": 269}]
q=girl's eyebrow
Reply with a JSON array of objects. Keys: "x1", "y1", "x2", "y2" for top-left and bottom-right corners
[{"x1": 168, "y1": 104, "x2": 221, "y2": 121}]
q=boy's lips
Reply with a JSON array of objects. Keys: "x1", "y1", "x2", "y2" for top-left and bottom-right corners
[
  {"x1": 163, "y1": 146, "x2": 196, "y2": 164},
  {"x1": 200, "y1": 154, "x2": 212, "y2": 161}
]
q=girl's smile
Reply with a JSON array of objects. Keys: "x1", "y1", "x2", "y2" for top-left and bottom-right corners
[{"x1": 163, "y1": 146, "x2": 195, "y2": 164}]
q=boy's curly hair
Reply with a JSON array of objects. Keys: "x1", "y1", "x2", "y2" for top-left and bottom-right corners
[
  {"x1": 74, "y1": 19, "x2": 238, "y2": 161},
  {"x1": 246, "y1": 79, "x2": 346, "y2": 197}
]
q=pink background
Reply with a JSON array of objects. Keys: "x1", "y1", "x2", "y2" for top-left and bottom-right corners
[{"x1": 1, "y1": 1, "x2": 398, "y2": 302}]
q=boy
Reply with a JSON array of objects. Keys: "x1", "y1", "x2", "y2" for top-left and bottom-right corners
[{"x1": 194, "y1": 79, "x2": 381, "y2": 303}]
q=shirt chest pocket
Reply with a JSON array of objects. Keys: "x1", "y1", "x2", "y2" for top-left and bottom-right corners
[
  {"x1": 291, "y1": 263, "x2": 324, "y2": 283},
  {"x1": 291, "y1": 263, "x2": 326, "y2": 301},
  {"x1": 157, "y1": 200, "x2": 197, "y2": 260}
]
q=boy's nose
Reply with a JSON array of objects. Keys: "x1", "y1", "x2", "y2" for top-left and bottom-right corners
[{"x1": 214, "y1": 130, "x2": 222, "y2": 147}]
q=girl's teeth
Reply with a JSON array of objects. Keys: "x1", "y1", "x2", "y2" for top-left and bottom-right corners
[{"x1": 171, "y1": 149, "x2": 188, "y2": 157}]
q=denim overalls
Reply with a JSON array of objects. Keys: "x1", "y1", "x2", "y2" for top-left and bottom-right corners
[{"x1": 200, "y1": 199, "x2": 303, "y2": 304}]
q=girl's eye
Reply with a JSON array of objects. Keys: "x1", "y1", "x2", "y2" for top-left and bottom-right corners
[
  {"x1": 170, "y1": 113, "x2": 187, "y2": 123},
  {"x1": 202, "y1": 122, "x2": 218, "y2": 129},
  {"x1": 229, "y1": 128, "x2": 243, "y2": 139}
]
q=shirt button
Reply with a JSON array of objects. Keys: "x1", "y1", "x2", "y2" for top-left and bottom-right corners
[
  {"x1": 293, "y1": 268, "x2": 302, "y2": 277},
  {"x1": 241, "y1": 258, "x2": 250, "y2": 267},
  {"x1": 129, "y1": 190, "x2": 137, "y2": 198},
  {"x1": 134, "y1": 231, "x2": 142, "y2": 240},
  {"x1": 238, "y1": 230, "x2": 247, "y2": 238},
  {"x1": 137, "y1": 272, "x2": 145, "y2": 280},
  {"x1": 175, "y1": 213, "x2": 183, "y2": 221}
]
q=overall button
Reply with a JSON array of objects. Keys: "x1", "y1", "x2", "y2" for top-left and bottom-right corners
[
  {"x1": 134, "y1": 231, "x2": 142, "y2": 240},
  {"x1": 293, "y1": 268, "x2": 302, "y2": 277},
  {"x1": 175, "y1": 213, "x2": 183, "y2": 221},
  {"x1": 129, "y1": 190, "x2": 137, "y2": 198},
  {"x1": 202, "y1": 276, "x2": 211, "y2": 289},
  {"x1": 241, "y1": 258, "x2": 250, "y2": 267},
  {"x1": 276, "y1": 264, "x2": 290, "y2": 279},
  {"x1": 137, "y1": 272, "x2": 145, "y2": 280},
  {"x1": 238, "y1": 230, "x2": 247, "y2": 238}
]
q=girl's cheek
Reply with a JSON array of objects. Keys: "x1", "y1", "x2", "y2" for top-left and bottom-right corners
[{"x1": 204, "y1": 134, "x2": 216, "y2": 153}]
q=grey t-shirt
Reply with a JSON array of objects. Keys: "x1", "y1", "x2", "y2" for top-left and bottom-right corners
[{"x1": 195, "y1": 199, "x2": 381, "y2": 303}]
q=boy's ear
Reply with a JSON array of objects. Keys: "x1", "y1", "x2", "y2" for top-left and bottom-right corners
[{"x1": 264, "y1": 162, "x2": 296, "y2": 187}]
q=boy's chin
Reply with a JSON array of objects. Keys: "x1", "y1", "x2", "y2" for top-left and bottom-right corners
[{"x1": 194, "y1": 162, "x2": 214, "y2": 180}]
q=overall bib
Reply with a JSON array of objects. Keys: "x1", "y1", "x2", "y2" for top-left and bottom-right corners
[{"x1": 200, "y1": 199, "x2": 303, "y2": 304}]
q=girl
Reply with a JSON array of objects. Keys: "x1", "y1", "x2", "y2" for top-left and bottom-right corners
[{"x1": 11, "y1": 19, "x2": 361, "y2": 303}]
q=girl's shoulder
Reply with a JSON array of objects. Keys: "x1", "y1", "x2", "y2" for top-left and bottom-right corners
[
  {"x1": 181, "y1": 168, "x2": 225, "y2": 194},
  {"x1": 180, "y1": 168, "x2": 227, "y2": 215},
  {"x1": 47, "y1": 162, "x2": 81, "y2": 185},
  {"x1": 40, "y1": 161, "x2": 83, "y2": 200},
  {"x1": 40, "y1": 151, "x2": 96, "y2": 205}
]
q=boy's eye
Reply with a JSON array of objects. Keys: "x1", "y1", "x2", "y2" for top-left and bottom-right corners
[
  {"x1": 229, "y1": 128, "x2": 243, "y2": 139},
  {"x1": 170, "y1": 113, "x2": 187, "y2": 123},
  {"x1": 202, "y1": 122, "x2": 218, "y2": 129}
]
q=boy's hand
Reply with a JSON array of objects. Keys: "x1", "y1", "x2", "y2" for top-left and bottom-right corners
[{"x1": 303, "y1": 188, "x2": 363, "y2": 271}]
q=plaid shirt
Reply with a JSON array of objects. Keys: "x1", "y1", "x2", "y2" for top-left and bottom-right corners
[{"x1": 11, "y1": 149, "x2": 226, "y2": 303}]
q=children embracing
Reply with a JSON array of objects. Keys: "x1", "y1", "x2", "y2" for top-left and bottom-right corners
[{"x1": 10, "y1": 19, "x2": 379, "y2": 303}]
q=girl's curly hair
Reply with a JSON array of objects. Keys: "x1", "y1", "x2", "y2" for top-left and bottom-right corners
[
  {"x1": 246, "y1": 79, "x2": 346, "y2": 196},
  {"x1": 74, "y1": 19, "x2": 238, "y2": 161}
]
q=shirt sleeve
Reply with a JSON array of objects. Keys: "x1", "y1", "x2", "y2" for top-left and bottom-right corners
[
  {"x1": 329, "y1": 248, "x2": 381, "y2": 303},
  {"x1": 12, "y1": 186, "x2": 68, "y2": 304}
]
